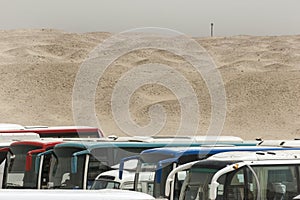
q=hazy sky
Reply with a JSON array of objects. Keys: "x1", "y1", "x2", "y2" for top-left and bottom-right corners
[{"x1": 0, "y1": 0, "x2": 299, "y2": 36}]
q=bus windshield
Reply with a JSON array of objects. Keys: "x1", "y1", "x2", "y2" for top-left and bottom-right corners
[
  {"x1": 87, "y1": 147, "x2": 146, "y2": 189},
  {"x1": 48, "y1": 147, "x2": 85, "y2": 189},
  {"x1": 5, "y1": 144, "x2": 41, "y2": 188},
  {"x1": 180, "y1": 167, "x2": 219, "y2": 200},
  {"x1": 92, "y1": 179, "x2": 120, "y2": 189},
  {"x1": 134, "y1": 153, "x2": 176, "y2": 197},
  {"x1": 48, "y1": 146, "x2": 144, "y2": 189},
  {"x1": 91, "y1": 169, "x2": 136, "y2": 190}
]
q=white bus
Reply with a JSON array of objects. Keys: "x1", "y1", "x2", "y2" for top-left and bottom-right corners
[
  {"x1": 165, "y1": 150, "x2": 300, "y2": 200},
  {"x1": 0, "y1": 189, "x2": 155, "y2": 200},
  {"x1": 92, "y1": 169, "x2": 136, "y2": 190}
]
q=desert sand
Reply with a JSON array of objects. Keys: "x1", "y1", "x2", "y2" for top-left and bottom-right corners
[{"x1": 0, "y1": 29, "x2": 299, "y2": 140}]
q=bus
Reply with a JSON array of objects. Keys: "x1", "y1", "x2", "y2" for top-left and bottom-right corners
[
  {"x1": 1, "y1": 139, "x2": 62, "y2": 189},
  {"x1": 0, "y1": 189, "x2": 155, "y2": 200},
  {"x1": 92, "y1": 169, "x2": 135, "y2": 190},
  {"x1": 0, "y1": 124, "x2": 104, "y2": 138},
  {"x1": 0, "y1": 132, "x2": 41, "y2": 166},
  {"x1": 168, "y1": 150, "x2": 300, "y2": 200},
  {"x1": 36, "y1": 140, "x2": 212, "y2": 190},
  {"x1": 118, "y1": 146, "x2": 296, "y2": 199},
  {"x1": 0, "y1": 132, "x2": 41, "y2": 188}
]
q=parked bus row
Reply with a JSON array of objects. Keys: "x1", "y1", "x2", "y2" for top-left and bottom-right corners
[
  {"x1": 0, "y1": 134, "x2": 255, "y2": 189},
  {"x1": 2, "y1": 125, "x2": 300, "y2": 199},
  {"x1": 0, "y1": 131, "x2": 260, "y2": 190}
]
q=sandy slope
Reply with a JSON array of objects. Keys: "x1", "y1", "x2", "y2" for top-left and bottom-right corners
[{"x1": 0, "y1": 29, "x2": 299, "y2": 139}]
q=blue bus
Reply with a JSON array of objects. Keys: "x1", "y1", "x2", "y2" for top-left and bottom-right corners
[{"x1": 118, "y1": 146, "x2": 293, "y2": 199}]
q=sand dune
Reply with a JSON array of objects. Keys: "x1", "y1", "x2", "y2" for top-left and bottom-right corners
[{"x1": 0, "y1": 29, "x2": 300, "y2": 140}]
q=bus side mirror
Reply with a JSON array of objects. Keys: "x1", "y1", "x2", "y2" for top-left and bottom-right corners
[
  {"x1": 156, "y1": 158, "x2": 178, "y2": 184},
  {"x1": 119, "y1": 155, "x2": 139, "y2": 180},
  {"x1": 35, "y1": 150, "x2": 53, "y2": 174},
  {"x1": 71, "y1": 150, "x2": 90, "y2": 174},
  {"x1": 71, "y1": 155, "x2": 78, "y2": 173},
  {"x1": 26, "y1": 149, "x2": 45, "y2": 171}
]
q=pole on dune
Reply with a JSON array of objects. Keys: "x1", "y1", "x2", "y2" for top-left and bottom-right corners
[{"x1": 210, "y1": 23, "x2": 214, "y2": 37}]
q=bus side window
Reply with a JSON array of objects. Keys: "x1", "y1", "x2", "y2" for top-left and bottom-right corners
[
  {"x1": 266, "y1": 166, "x2": 298, "y2": 200},
  {"x1": 87, "y1": 157, "x2": 111, "y2": 188}
]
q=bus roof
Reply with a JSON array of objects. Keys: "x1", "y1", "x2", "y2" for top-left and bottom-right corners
[
  {"x1": 258, "y1": 140, "x2": 300, "y2": 148},
  {"x1": 1, "y1": 137, "x2": 110, "y2": 149},
  {"x1": 0, "y1": 142, "x2": 12, "y2": 148},
  {"x1": 138, "y1": 146, "x2": 286, "y2": 158},
  {"x1": 0, "y1": 132, "x2": 40, "y2": 141},
  {"x1": 52, "y1": 137, "x2": 261, "y2": 151},
  {"x1": 205, "y1": 149, "x2": 300, "y2": 162},
  {"x1": 10, "y1": 140, "x2": 62, "y2": 149},
  {"x1": 112, "y1": 135, "x2": 257, "y2": 145},
  {"x1": 0, "y1": 126, "x2": 103, "y2": 137},
  {"x1": 187, "y1": 150, "x2": 300, "y2": 173},
  {"x1": 0, "y1": 123, "x2": 24, "y2": 130},
  {"x1": 52, "y1": 141, "x2": 203, "y2": 150}
]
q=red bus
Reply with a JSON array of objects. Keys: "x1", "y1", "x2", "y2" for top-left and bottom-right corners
[
  {"x1": 1, "y1": 140, "x2": 62, "y2": 189},
  {"x1": 0, "y1": 125, "x2": 104, "y2": 138}
]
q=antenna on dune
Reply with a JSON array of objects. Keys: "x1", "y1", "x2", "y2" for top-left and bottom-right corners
[{"x1": 210, "y1": 23, "x2": 214, "y2": 37}]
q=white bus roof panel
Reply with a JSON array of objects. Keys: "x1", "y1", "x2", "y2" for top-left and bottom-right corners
[
  {"x1": 0, "y1": 132, "x2": 40, "y2": 141},
  {"x1": 207, "y1": 150, "x2": 300, "y2": 161},
  {"x1": 0, "y1": 123, "x2": 24, "y2": 130}
]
